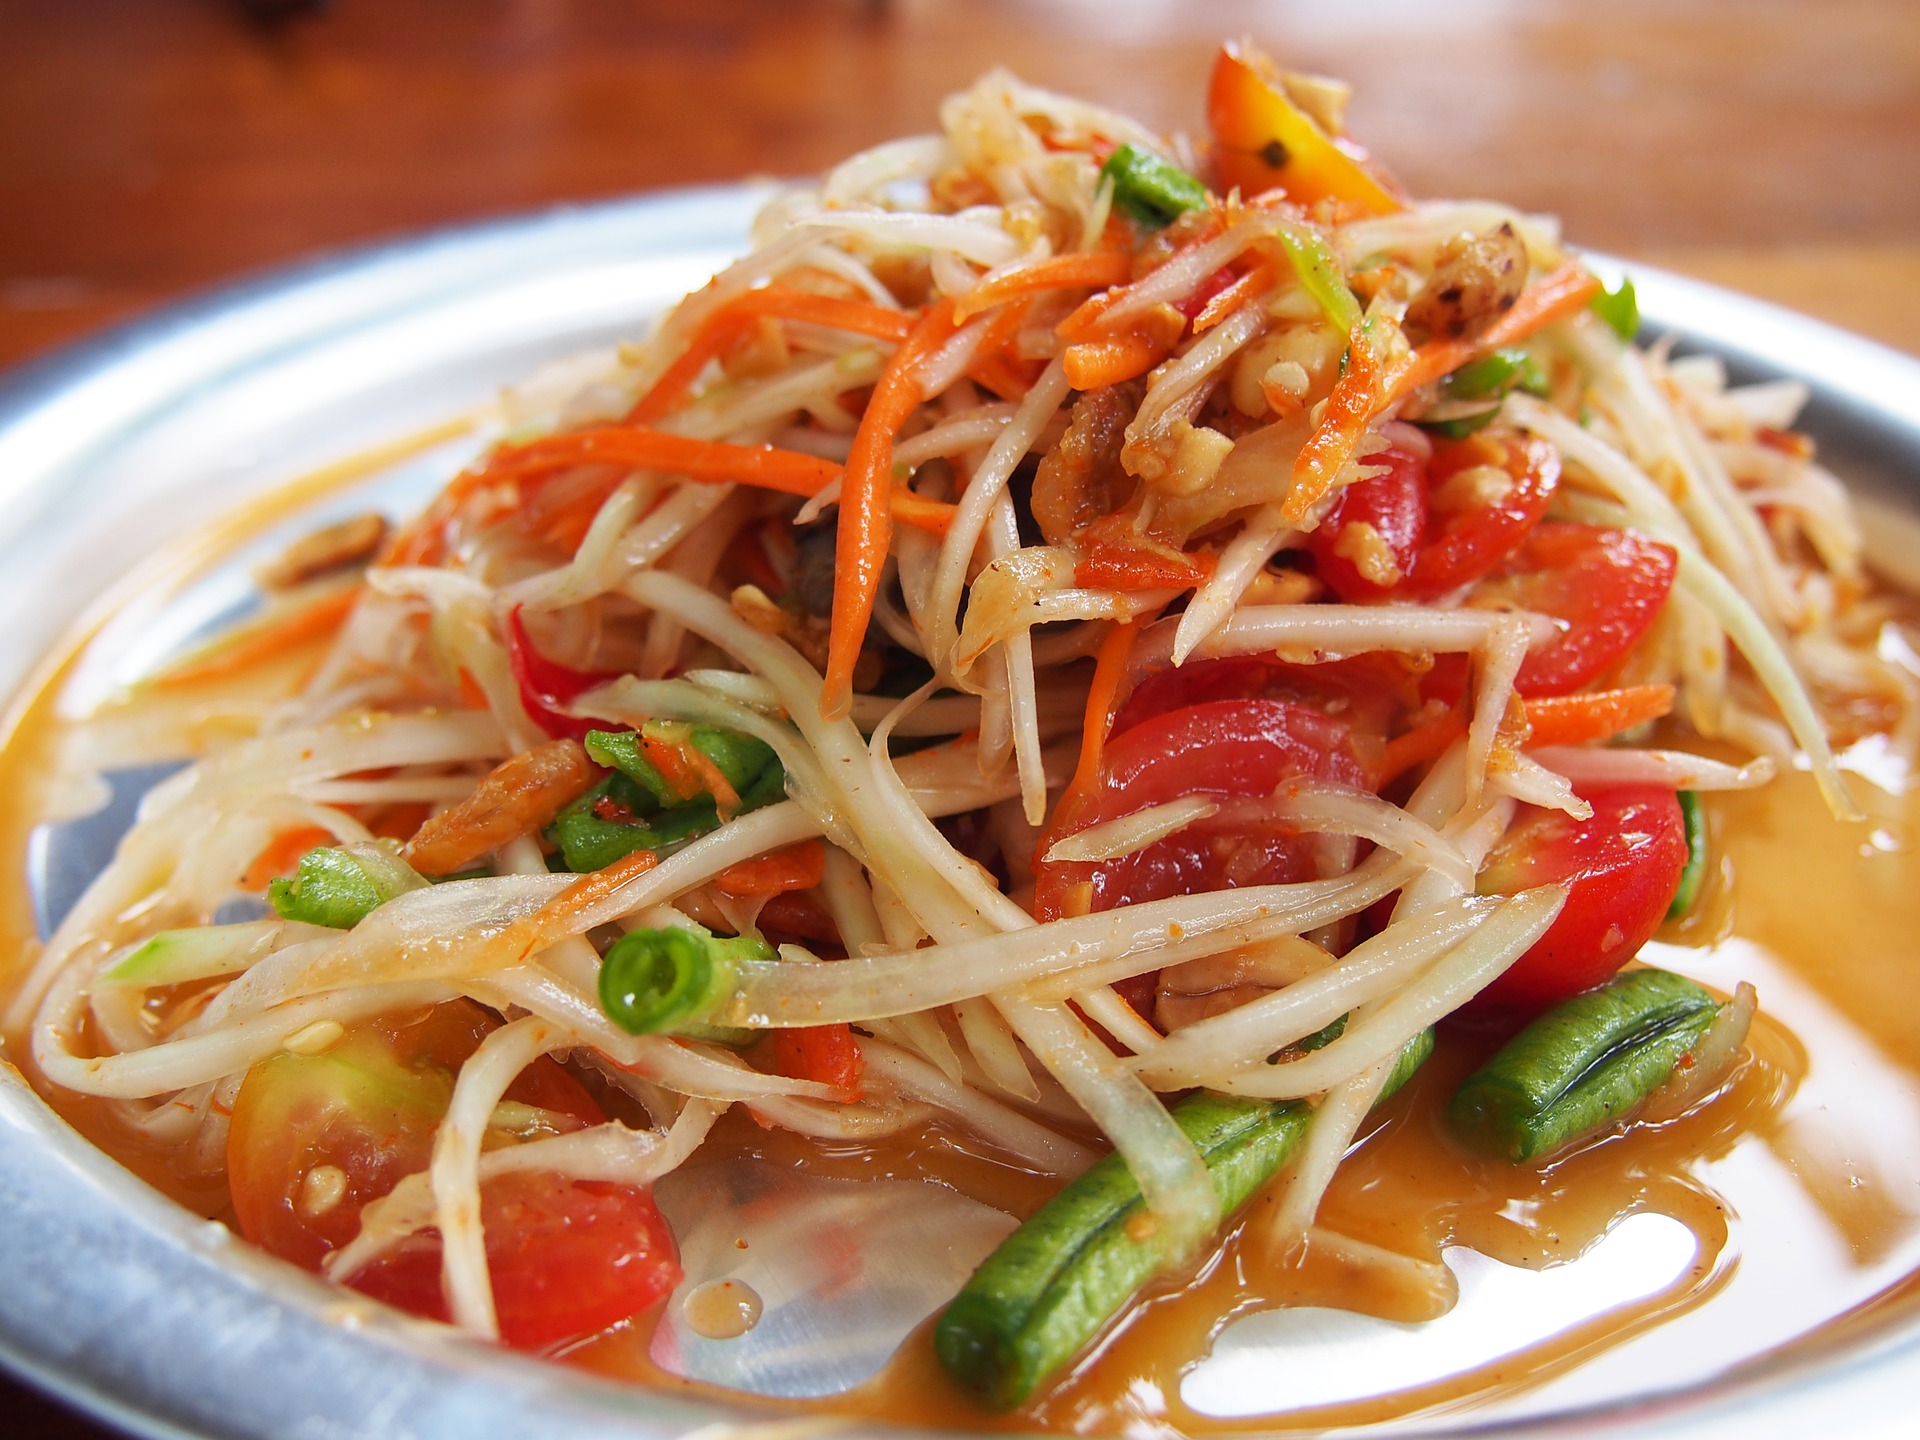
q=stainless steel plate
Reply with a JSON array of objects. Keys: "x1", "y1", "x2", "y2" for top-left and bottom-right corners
[{"x1": 3, "y1": 187, "x2": 1920, "y2": 1439}]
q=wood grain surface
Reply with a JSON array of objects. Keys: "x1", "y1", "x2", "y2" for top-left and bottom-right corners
[{"x1": 0, "y1": 1, "x2": 1916, "y2": 1435}]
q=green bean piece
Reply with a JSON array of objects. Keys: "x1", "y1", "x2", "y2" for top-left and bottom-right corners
[
  {"x1": 584, "y1": 724, "x2": 783, "y2": 810},
  {"x1": 546, "y1": 775, "x2": 720, "y2": 873},
  {"x1": 597, "y1": 925, "x2": 774, "y2": 1036},
  {"x1": 267, "y1": 845, "x2": 426, "y2": 929},
  {"x1": 935, "y1": 1031, "x2": 1433, "y2": 1409},
  {"x1": 582, "y1": 730, "x2": 673, "y2": 809},
  {"x1": 1591, "y1": 274, "x2": 1639, "y2": 341},
  {"x1": 1099, "y1": 144, "x2": 1210, "y2": 227},
  {"x1": 1668, "y1": 790, "x2": 1708, "y2": 919},
  {"x1": 1448, "y1": 968, "x2": 1720, "y2": 1164}
]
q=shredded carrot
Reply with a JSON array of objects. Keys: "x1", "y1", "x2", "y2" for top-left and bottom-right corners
[
  {"x1": 488, "y1": 428, "x2": 841, "y2": 497},
  {"x1": 240, "y1": 825, "x2": 335, "y2": 891},
  {"x1": 524, "y1": 846, "x2": 659, "y2": 942},
  {"x1": 628, "y1": 288, "x2": 915, "y2": 425},
  {"x1": 713, "y1": 839, "x2": 827, "y2": 898},
  {"x1": 1373, "y1": 708, "x2": 1469, "y2": 789},
  {"x1": 1285, "y1": 331, "x2": 1385, "y2": 524},
  {"x1": 1392, "y1": 262, "x2": 1603, "y2": 402},
  {"x1": 967, "y1": 351, "x2": 1039, "y2": 402},
  {"x1": 1056, "y1": 215, "x2": 1229, "y2": 343},
  {"x1": 824, "y1": 297, "x2": 960, "y2": 718},
  {"x1": 1063, "y1": 332, "x2": 1168, "y2": 391},
  {"x1": 891, "y1": 489, "x2": 958, "y2": 536},
  {"x1": 1523, "y1": 684, "x2": 1675, "y2": 748},
  {"x1": 1191, "y1": 261, "x2": 1275, "y2": 333},
  {"x1": 955, "y1": 251, "x2": 1132, "y2": 322},
  {"x1": 154, "y1": 585, "x2": 360, "y2": 689},
  {"x1": 1044, "y1": 618, "x2": 1144, "y2": 855},
  {"x1": 1074, "y1": 542, "x2": 1215, "y2": 591}
]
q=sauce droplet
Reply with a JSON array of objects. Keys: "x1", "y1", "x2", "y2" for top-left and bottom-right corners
[{"x1": 683, "y1": 1278, "x2": 763, "y2": 1340}]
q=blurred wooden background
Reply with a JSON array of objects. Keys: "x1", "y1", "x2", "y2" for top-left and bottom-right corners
[
  {"x1": 3, "y1": 0, "x2": 1919, "y2": 374},
  {"x1": 0, "y1": 0, "x2": 1916, "y2": 1432}
]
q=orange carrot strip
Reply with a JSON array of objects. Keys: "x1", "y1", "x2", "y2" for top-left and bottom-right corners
[
  {"x1": 524, "y1": 846, "x2": 659, "y2": 940},
  {"x1": 154, "y1": 585, "x2": 360, "y2": 689},
  {"x1": 1074, "y1": 542, "x2": 1215, "y2": 592},
  {"x1": 489, "y1": 428, "x2": 841, "y2": 497},
  {"x1": 628, "y1": 288, "x2": 915, "y2": 425},
  {"x1": 713, "y1": 839, "x2": 827, "y2": 898},
  {"x1": 1063, "y1": 332, "x2": 1167, "y2": 391},
  {"x1": 824, "y1": 297, "x2": 960, "y2": 717},
  {"x1": 967, "y1": 351, "x2": 1038, "y2": 402},
  {"x1": 240, "y1": 825, "x2": 335, "y2": 892},
  {"x1": 1043, "y1": 618, "x2": 1145, "y2": 856},
  {"x1": 1192, "y1": 261, "x2": 1275, "y2": 333},
  {"x1": 1284, "y1": 333, "x2": 1385, "y2": 524},
  {"x1": 1372, "y1": 708, "x2": 1468, "y2": 789},
  {"x1": 1056, "y1": 216, "x2": 1228, "y2": 343},
  {"x1": 1392, "y1": 262, "x2": 1603, "y2": 402},
  {"x1": 1523, "y1": 684, "x2": 1675, "y2": 749},
  {"x1": 955, "y1": 251, "x2": 1132, "y2": 322},
  {"x1": 891, "y1": 490, "x2": 958, "y2": 536}
]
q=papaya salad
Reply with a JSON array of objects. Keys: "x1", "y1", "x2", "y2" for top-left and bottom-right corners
[{"x1": 5, "y1": 38, "x2": 1915, "y2": 1418}]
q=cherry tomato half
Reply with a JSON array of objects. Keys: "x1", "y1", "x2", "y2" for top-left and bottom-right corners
[
  {"x1": 1488, "y1": 523, "x2": 1678, "y2": 696},
  {"x1": 1034, "y1": 697, "x2": 1368, "y2": 922},
  {"x1": 1421, "y1": 521, "x2": 1679, "y2": 706},
  {"x1": 1474, "y1": 785, "x2": 1687, "y2": 1011},
  {"x1": 1400, "y1": 432, "x2": 1559, "y2": 600},
  {"x1": 228, "y1": 999, "x2": 681, "y2": 1350},
  {"x1": 1307, "y1": 443, "x2": 1428, "y2": 603}
]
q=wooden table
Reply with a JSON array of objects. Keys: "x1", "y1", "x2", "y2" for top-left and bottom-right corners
[{"x1": 1, "y1": 1, "x2": 1916, "y2": 1434}]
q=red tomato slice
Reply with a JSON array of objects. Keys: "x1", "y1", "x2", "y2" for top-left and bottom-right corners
[
  {"x1": 1112, "y1": 654, "x2": 1418, "y2": 749},
  {"x1": 347, "y1": 1172, "x2": 681, "y2": 1351},
  {"x1": 768, "y1": 1023, "x2": 866, "y2": 1101},
  {"x1": 227, "y1": 999, "x2": 680, "y2": 1349},
  {"x1": 1473, "y1": 785, "x2": 1687, "y2": 1011},
  {"x1": 1421, "y1": 522, "x2": 1679, "y2": 706},
  {"x1": 1306, "y1": 443, "x2": 1428, "y2": 602},
  {"x1": 1399, "y1": 432, "x2": 1559, "y2": 600},
  {"x1": 1034, "y1": 698, "x2": 1368, "y2": 922},
  {"x1": 1492, "y1": 523, "x2": 1678, "y2": 696}
]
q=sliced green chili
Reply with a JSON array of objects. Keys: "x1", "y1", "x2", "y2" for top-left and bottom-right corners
[
  {"x1": 1668, "y1": 790, "x2": 1708, "y2": 919},
  {"x1": 1448, "y1": 968, "x2": 1720, "y2": 1163},
  {"x1": 1421, "y1": 348, "x2": 1551, "y2": 438},
  {"x1": 935, "y1": 1030, "x2": 1432, "y2": 1409},
  {"x1": 1591, "y1": 275, "x2": 1639, "y2": 341},
  {"x1": 1099, "y1": 144, "x2": 1210, "y2": 227},
  {"x1": 1274, "y1": 226, "x2": 1364, "y2": 335},
  {"x1": 597, "y1": 924, "x2": 774, "y2": 1036},
  {"x1": 267, "y1": 845, "x2": 426, "y2": 930}
]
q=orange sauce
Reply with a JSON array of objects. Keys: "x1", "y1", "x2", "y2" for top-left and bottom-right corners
[{"x1": 4, "y1": 439, "x2": 1920, "y2": 1433}]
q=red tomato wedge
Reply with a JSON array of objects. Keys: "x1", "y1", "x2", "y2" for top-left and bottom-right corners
[
  {"x1": 768, "y1": 1023, "x2": 866, "y2": 1101},
  {"x1": 1491, "y1": 524, "x2": 1679, "y2": 696},
  {"x1": 1307, "y1": 443, "x2": 1428, "y2": 603},
  {"x1": 1423, "y1": 522, "x2": 1679, "y2": 706},
  {"x1": 348, "y1": 1172, "x2": 681, "y2": 1350},
  {"x1": 1033, "y1": 698, "x2": 1369, "y2": 923},
  {"x1": 228, "y1": 1000, "x2": 680, "y2": 1349},
  {"x1": 1399, "y1": 432, "x2": 1559, "y2": 600},
  {"x1": 1474, "y1": 785, "x2": 1688, "y2": 1011}
]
